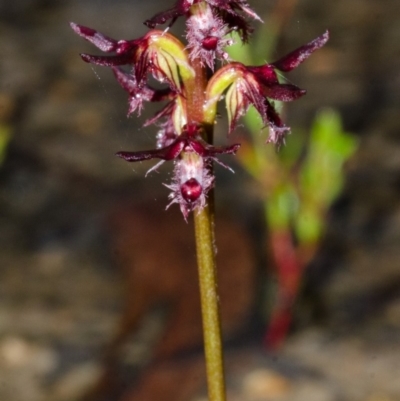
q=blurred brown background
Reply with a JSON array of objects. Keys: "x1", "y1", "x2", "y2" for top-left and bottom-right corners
[{"x1": 1, "y1": 0, "x2": 400, "y2": 400}]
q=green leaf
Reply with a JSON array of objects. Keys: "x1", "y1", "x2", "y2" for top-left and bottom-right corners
[
  {"x1": 266, "y1": 184, "x2": 298, "y2": 230},
  {"x1": 295, "y1": 207, "x2": 323, "y2": 244},
  {"x1": 295, "y1": 108, "x2": 358, "y2": 243}
]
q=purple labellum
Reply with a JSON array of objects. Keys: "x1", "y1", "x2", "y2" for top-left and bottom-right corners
[
  {"x1": 180, "y1": 178, "x2": 203, "y2": 203},
  {"x1": 202, "y1": 36, "x2": 219, "y2": 51}
]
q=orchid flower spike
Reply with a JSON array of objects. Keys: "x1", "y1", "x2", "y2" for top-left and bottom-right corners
[{"x1": 71, "y1": 0, "x2": 328, "y2": 217}]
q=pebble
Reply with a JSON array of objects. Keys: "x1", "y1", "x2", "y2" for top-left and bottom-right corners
[
  {"x1": 242, "y1": 369, "x2": 291, "y2": 399},
  {"x1": 0, "y1": 336, "x2": 58, "y2": 374}
]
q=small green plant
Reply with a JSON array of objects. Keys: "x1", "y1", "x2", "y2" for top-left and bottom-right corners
[
  {"x1": 228, "y1": 16, "x2": 358, "y2": 347},
  {"x1": 239, "y1": 107, "x2": 358, "y2": 346}
]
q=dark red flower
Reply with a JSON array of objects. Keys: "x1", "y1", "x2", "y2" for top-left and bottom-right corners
[
  {"x1": 116, "y1": 123, "x2": 240, "y2": 218},
  {"x1": 116, "y1": 123, "x2": 239, "y2": 166},
  {"x1": 205, "y1": 30, "x2": 329, "y2": 147},
  {"x1": 145, "y1": 0, "x2": 261, "y2": 43},
  {"x1": 186, "y1": 2, "x2": 233, "y2": 69},
  {"x1": 112, "y1": 67, "x2": 174, "y2": 116},
  {"x1": 71, "y1": 10, "x2": 329, "y2": 216},
  {"x1": 70, "y1": 23, "x2": 194, "y2": 92}
]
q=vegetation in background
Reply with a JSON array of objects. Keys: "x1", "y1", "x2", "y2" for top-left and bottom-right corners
[{"x1": 228, "y1": 12, "x2": 358, "y2": 347}]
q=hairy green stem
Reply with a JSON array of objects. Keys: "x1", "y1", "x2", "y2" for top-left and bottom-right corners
[{"x1": 194, "y1": 205, "x2": 226, "y2": 401}]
